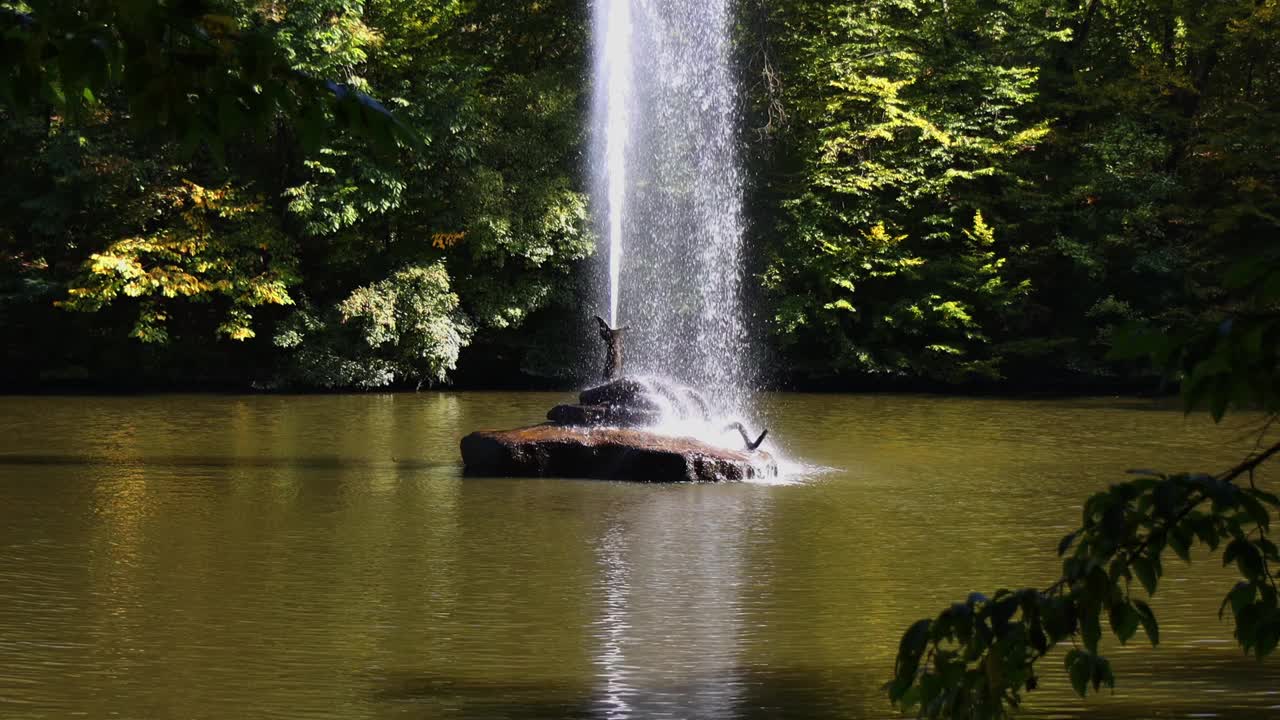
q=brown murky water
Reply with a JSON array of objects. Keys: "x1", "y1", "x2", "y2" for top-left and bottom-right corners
[{"x1": 0, "y1": 393, "x2": 1277, "y2": 719}]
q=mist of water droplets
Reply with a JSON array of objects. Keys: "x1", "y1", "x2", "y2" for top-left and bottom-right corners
[{"x1": 590, "y1": 0, "x2": 751, "y2": 417}]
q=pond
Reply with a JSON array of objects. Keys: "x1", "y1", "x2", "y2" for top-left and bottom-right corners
[{"x1": 0, "y1": 393, "x2": 1277, "y2": 719}]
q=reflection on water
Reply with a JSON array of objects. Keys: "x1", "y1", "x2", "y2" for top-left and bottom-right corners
[
  {"x1": 588, "y1": 488, "x2": 765, "y2": 719},
  {"x1": 0, "y1": 393, "x2": 1278, "y2": 719},
  {"x1": 595, "y1": 523, "x2": 632, "y2": 718}
]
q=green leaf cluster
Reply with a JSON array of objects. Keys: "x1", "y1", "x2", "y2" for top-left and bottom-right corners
[
  {"x1": 746, "y1": 0, "x2": 1280, "y2": 386},
  {"x1": 0, "y1": 0, "x2": 591, "y2": 387},
  {"x1": 888, "y1": 254, "x2": 1280, "y2": 718},
  {"x1": 890, "y1": 461, "x2": 1280, "y2": 719},
  {"x1": 274, "y1": 262, "x2": 469, "y2": 388}
]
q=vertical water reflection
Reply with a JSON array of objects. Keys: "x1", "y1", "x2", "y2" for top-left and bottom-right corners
[
  {"x1": 594, "y1": 523, "x2": 633, "y2": 719},
  {"x1": 588, "y1": 486, "x2": 770, "y2": 720}
]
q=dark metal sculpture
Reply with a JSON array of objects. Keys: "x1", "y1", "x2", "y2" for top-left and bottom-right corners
[
  {"x1": 585, "y1": 317, "x2": 769, "y2": 452},
  {"x1": 724, "y1": 422, "x2": 769, "y2": 451},
  {"x1": 594, "y1": 316, "x2": 628, "y2": 380}
]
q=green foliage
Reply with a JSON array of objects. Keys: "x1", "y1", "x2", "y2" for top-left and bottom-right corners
[
  {"x1": 890, "y1": 252, "x2": 1280, "y2": 717},
  {"x1": 754, "y1": 0, "x2": 1051, "y2": 382},
  {"x1": 270, "y1": 0, "x2": 591, "y2": 383},
  {"x1": 0, "y1": 0, "x2": 419, "y2": 155},
  {"x1": 0, "y1": 0, "x2": 590, "y2": 388},
  {"x1": 58, "y1": 181, "x2": 296, "y2": 343},
  {"x1": 890, "y1": 454, "x2": 1280, "y2": 718},
  {"x1": 275, "y1": 263, "x2": 469, "y2": 389},
  {"x1": 2, "y1": 0, "x2": 1277, "y2": 392},
  {"x1": 748, "y1": 0, "x2": 1280, "y2": 386},
  {"x1": 1113, "y1": 249, "x2": 1280, "y2": 421},
  {"x1": 765, "y1": 207, "x2": 1028, "y2": 380},
  {"x1": 337, "y1": 263, "x2": 470, "y2": 385}
]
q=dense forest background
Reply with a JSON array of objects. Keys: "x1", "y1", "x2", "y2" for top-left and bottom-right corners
[{"x1": 1, "y1": 0, "x2": 1276, "y2": 391}]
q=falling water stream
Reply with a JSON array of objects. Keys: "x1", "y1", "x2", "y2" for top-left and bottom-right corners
[{"x1": 591, "y1": 0, "x2": 750, "y2": 415}]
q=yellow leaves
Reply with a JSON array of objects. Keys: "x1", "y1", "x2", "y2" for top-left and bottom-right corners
[
  {"x1": 1005, "y1": 124, "x2": 1051, "y2": 152},
  {"x1": 900, "y1": 111, "x2": 951, "y2": 147},
  {"x1": 88, "y1": 251, "x2": 145, "y2": 278},
  {"x1": 431, "y1": 232, "x2": 466, "y2": 250},
  {"x1": 151, "y1": 267, "x2": 216, "y2": 298},
  {"x1": 828, "y1": 74, "x2": 911, "y2": 101},
  {"x1": 198, "y1": 14, "x2": 240, "y2": 54},
  {"x1": 1237, "y1": 0, "x2": 1278, "y2": 35},
  {"x1": 831, "y1": 277, "x2": 857, "y2": 293},
  {"x1": 173, "y1": 180, "x2": 263, "y2": 221},
  {"x1": 931, "y1": 299, "x2": 975, "y2": 328},
  {"x1": 244, "y1": 278, "x2": 296, "y2": 307},
  {"x1": 216, "y1": 309, "x2": 259, "y2": 342},
  {"x1": 184, "y1": 181, "x2": 225, "y2": 209},
  {"x1": 222, "y1": 325, "x2": 257, "y2": 341},
  {"x1": 964, "y1": 211, "x2": 996, "y2": 247},
  {"x1": 199, "y1": 14, "x2": 239, "y2": 35},
  {"x1": 61, "y1": 180, "x2": 297, "y2": 344},
  {"x1": 130, "y1": 308, "x2": 170, "y2": 344},
  {"x1": 864, "y1": 222, "x2": 908, "y2": 247},
  {"x1": 255, "y1": 2, "x2": 287, "y2": 23}
]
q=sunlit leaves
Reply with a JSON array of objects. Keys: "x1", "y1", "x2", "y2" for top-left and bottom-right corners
[
  {"x1": 890, "y1": 456, "x2": 1279, "y2": 719},
  {"x1": 58, "y1": 181, "x2": 297, "y2": 343},
  {"x1": 0, "y1": 1, "x2": 421, "y2": 156},
  {"x1": 0, "y1": 0, "x2": 594, "y2": 388},
  {"x1": 274, "y1": 263, "x2": 471, "y2": 389},
  {"x1": 760, "y1": 0, "x2": 1042, "y2": 383}
]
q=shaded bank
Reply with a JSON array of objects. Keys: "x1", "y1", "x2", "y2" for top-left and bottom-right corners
[
  {"x1": 0, "y1": 348, "x2": 1175, "y2": 398},
  {"x1": 3, "y1": 1, "x2": 1276, "y2": 397}
]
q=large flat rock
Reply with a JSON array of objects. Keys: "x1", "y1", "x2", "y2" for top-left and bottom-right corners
[{"x1": 461, "y1": 424, "x2": 777, "y2": 483}]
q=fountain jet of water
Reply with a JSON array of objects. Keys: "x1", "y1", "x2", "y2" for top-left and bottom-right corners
[
  {"x1": 591, "y1": 0, "x2": 751, "y2": 420},
  {"x1": 601, "y1": 0, "x2": 632, "y2": 328}
]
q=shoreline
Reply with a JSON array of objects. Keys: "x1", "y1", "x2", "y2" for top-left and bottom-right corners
[{"x1": 0, "y1": 377, "x2": 1173, "y2": 400}]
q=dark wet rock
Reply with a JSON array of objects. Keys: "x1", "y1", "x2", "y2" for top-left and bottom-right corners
[
  {"x1": 460, "y1": 425, "x2": 777, "y2": 483},
  {"x1": 546, "y1": 403, "x2": 661, "y2": 428},
  {"x1": 578, "y1": 377, "x2": 650, "y2": 407},
  {"x1": 464, "y1": 369, "x2": 772, "y2": 480},
  {"x1": 547, "y1": 404, "x2": 610, "y2": 426},
  {"x1": 577, "y1": 376, "x2": 712, "y2": 423}
]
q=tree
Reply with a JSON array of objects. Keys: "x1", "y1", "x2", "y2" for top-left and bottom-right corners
[
  {"x1": 268, "y1": 0, "x2": 594, "y2": 388},
  {"x1": 887, "y1": 252, "x2": 1280, "y2": 718},
  {"x1": 274, "y1": 263, "x2": 469, "y2": 389},
  {"x1": 3, "y1": 0, "x2": 1277, "y2": 391},
  {"x1": 0, "y1": 0, "x2": 418, "y2": 154},
  {"x1": 750, "y1": 0, "x2": 1057, "y2": 384},
  {"x1": 745, "y1": 0, "x2": 1280, "y2": 389},
  {"x1": 58, "y1": 180, "x2": 297, "y2": 343},
  {"x1": 0, "y1": 0, "x2": 594, "y2": 389}
]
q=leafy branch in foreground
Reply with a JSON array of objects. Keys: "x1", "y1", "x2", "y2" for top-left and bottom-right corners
[
  {"x1": 887, "y1": 442, "x2": 1280, "y2": 719},
  {"x1": 887, "y1": 246, "x2": 1280, "y2": 718}
]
